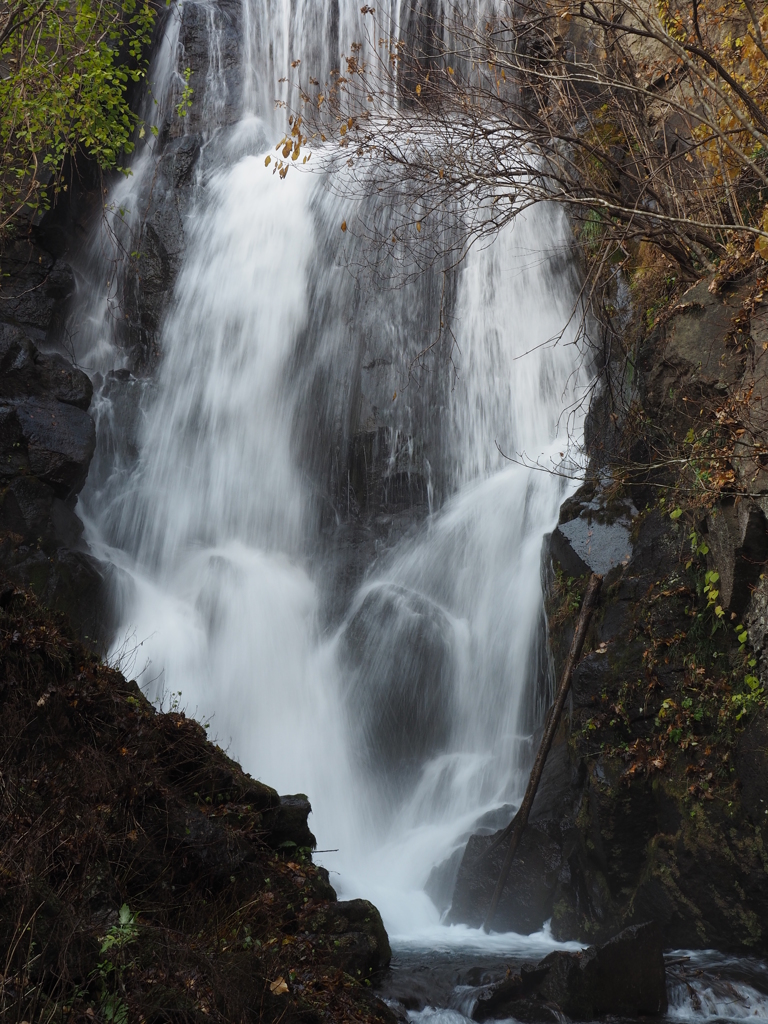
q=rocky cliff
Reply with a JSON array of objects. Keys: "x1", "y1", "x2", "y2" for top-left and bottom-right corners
[
  {"x1": 450, "y1": 265, "x2": 768, "y2": 953},
  {"x1": 0, "y1": 238, "x2": 105, "y2": 641}
]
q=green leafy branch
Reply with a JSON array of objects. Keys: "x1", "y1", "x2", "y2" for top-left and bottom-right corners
[{"x1": 0, "y1": 0, "x2": 157, "y2": 239}]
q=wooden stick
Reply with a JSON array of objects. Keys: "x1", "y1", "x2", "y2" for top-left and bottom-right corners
[{"x1": 483, "y1": 572, "x2": 602, "y2": 932}]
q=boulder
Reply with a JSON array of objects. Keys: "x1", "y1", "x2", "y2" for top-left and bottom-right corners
[
  {"x1": 447, "y1": 820, "x2": 564, "y2": 934},
  {"x1": 472, "y1": 923, "x2": 667, "y2": 1020},
  {"x1": 550, "y1": 486, "x2": 635, "y2": 580},
  {"x1": 537, "y1": 923, "x2": 667, "y2": 1017},
  {"x1": 0, "y1": 327, "x2": 95, "y2": 513},
  {"x1": 447, "y1": 723, "x2": 581, "y2": 934},
  {"x1": 321, "y1": 898, "x2": 392, "y2": 977},
  {"x1": 705, "y1": 499, "x2": 768, "y2": 615},
  {"x1": 14, "y1": 397, "x2": 95, "y2": 495},
  {"x1": 265, "y1": 793, "x2": 318, "y2": 851},
  {"x1": 0, "y1": 240, "x2": 74, "y2": 339},
  {"x1": 340, "y1": 583, "x2": 455, "y2": 784}
]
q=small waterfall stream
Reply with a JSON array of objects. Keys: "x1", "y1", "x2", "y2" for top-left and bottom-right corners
[{"x1": 61, "y1": 1, "x2": 768, "y2": 1017}]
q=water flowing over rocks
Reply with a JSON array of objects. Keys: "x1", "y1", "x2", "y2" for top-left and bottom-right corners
[
  {"x1": 42, "y1": 0, "x2": 589, "y2": 952},
  {"x1": 447, "y1": 725, "x2": 584, "y2": 937},
  {"x1": 378, "y1": 923, "x2": 667, "y2": 1021},
  {"x1": 4, "y1": 0, "x2": 768, "y2": 1013}
]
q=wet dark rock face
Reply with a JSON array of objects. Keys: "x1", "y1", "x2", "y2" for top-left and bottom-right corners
[
  {"x1": 474, "y1": 922, "x2": 667, "y2": 1020},
  {"x1": 530, "y1": 923, "x2": 667, "y2": 1018},
  {"x1": 0, "y1": 323, "x2": 104, "y2": 640},
  {"x1": 449, "y1": 275, "x2": 768, "y2": 955},
  {"x1": 340, "y1": 582, "x2": 455, "y2": 789},
  {"x1": 451, "y1": 489, "x2": 768, "y2": 952},
  {"x1": 550, "y1": 481, "x2": 635, "y2": 578},
  {"x1": 448, "y1": 724, "x2": 588, "y2": 936},
  {"x1": 0, "y1": 234, "x2": 75, "y2": 342}
]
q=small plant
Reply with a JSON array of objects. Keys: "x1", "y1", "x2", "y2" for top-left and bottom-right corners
[
  {"x1": 93, "y1": 905, "x2": 139, "y2": 1024},
  {"x1": 732, "y1": 674, "x2": 765, "y2": 722},
  {"x1": 549, "y1": 567, "x2": 585, "y2": 628},
  {"x1": 176, "y1": 66, "x2": 194, "y2": 118}
]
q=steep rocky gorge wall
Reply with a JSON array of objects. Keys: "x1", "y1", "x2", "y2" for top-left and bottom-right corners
[
  {"x1": 451, "y1": 269, "x2": 768, "y2": 953},
  {"x1": 0, "y1": 233, "x2": 105, "y2": 640}
]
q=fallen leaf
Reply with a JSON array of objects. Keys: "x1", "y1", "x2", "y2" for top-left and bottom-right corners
[{"x1": 270, "y1": 977, "x2": 289, "y2": 995}]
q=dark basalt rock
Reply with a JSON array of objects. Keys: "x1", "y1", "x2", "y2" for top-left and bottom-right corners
[
  {"x1": 469, "y1": 923, "x2": 666, "y2": 1021},
  {"x1": 340, "y1": 582, "x2": 455, "y2": 786},
  {"x1": 452, "y1": 446, "x2": 768, "y2": 953},
  {"x1": 0, "y1": 323, "x2": 103, "y2": 640},
  {"x1": 0, "y1": 325, "x2": 95, "y2": 504},
  {"x1": 0, "y1": 322, "x2": 91, "y2": 408},
  {"x1": 551, "y1": 490, "x2": 635, "y2": 579},
  {"x1": 448, "y1": 722, "x2": 587, "y2": 935},
  {"x1": 378, "y1": 924, "x2": 665, "y2": 1022},
  {"x1": 14, "y1": 397, "x2": 95, "y2": 495},
  {"x1": 535, "y1": 923, "x2": 667, "y2": 1018},
  {"x1": 447, "y1": 820, "x2": 565, "y2": 934},
  {"x1": 0, "y1": 238, "x2": 75, "y2": 340},
  {"x1": 735, "y1": 714, "x2": 768, "y2": 826},
  {"x1": 266, "y1": 793, "x2": 318, "y2": 851},
  {"x1": 310, "y1": 899, "x2": 393, "y2": 978},
  {"x1": 536, "y1": 467, "x2": 768, "y2": 951}
]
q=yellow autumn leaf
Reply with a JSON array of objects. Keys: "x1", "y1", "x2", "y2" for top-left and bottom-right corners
[
  {"x1": 416, "y1": 84, "x2": 421, "y2": 95},
  {"x1": 416, "y1": 221, "x2": 421, "y2": 232},
  {"x1": 265, "y1": 155, "x2": 271, "y2": 166},
  {"x1": 341, "y1": 220, "x2": 347, "y2": 232},
  {"x1": 756, "y1": 209, "x2": 768, "y2": 260},
  {"x1": 270, "y1": 977, "x2": 289, "y2": 996}
]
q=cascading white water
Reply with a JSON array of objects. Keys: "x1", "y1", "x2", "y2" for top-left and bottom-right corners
[{"x1": 72, "y1": 0, "x2": 588, "y2": 944}]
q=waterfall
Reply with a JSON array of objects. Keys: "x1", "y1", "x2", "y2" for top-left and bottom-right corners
[{"x1": 70, "y1": 0, "x2": 588, "y2": 941}]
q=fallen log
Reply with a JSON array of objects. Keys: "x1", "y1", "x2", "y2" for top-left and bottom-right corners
[{"x1": 484, "y1": 572, "x2": 602, "y2": 931}]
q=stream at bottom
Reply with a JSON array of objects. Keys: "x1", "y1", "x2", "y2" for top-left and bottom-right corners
[{"x1": 374, "y1": 930, "x2": 768, "y2": 1024}]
